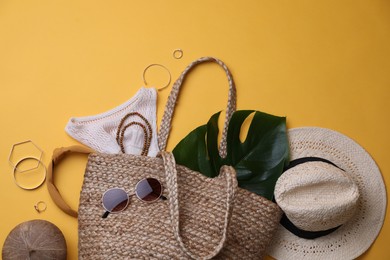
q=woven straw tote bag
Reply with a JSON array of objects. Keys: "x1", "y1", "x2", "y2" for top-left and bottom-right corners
[{"x1": 47, "y1": 57, "x2": 283, "y2": 259}]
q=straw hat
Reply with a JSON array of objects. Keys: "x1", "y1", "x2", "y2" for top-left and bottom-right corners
[{"x1": 267, "y1": 127, "x2": 387, "y2": 260}]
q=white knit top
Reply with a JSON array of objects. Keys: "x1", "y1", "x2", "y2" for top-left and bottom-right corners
[{"x1": 65, "y1": 87, "x2": 159, "y2": 156}]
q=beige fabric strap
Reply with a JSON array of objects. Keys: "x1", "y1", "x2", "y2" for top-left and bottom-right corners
[
  {"x1": 159, "y1": 151, "x2": 237, "y2": 259},
  {"x1": 47, "y1": 145, "x2": 94, "y2": 217},
  {"x1": 158, "y1": 56, "x2": 236, "y2": 158}
]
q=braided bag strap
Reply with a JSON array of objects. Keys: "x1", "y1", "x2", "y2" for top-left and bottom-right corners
[
  {"x1": 160, "y1": 151, "x2": 237, "y2": 259},
  {"x1": 158, "y1": 57, "x2": 236, "y2": 158}
]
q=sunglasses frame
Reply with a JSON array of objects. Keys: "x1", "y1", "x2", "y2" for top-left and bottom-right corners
[
  {"x1": 101, "y1": 177, "x2": 164, "y2": 218},
  {"x1": 101, "y1": 187, "x2": 130, "y2": 215}
]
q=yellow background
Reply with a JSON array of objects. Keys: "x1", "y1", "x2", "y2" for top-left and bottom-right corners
[{"x1": 0, "y1": 1, "x2": 389, "y2": 259}]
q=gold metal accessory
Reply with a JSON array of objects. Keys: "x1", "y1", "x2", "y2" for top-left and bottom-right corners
[
  {"x1": 142, "y1": 63, "x2": 171, "y2": 90},
  {"x1": 173, "y1": 49, "x2": 184, "y2": 59},
  {"x1": 13, "y1": 157, "x2": 47, "y2": 190},
  {"x1": 34, "y1": 201, "x2": 47, "y2": 213},
  {"x1": 8, "y1": 140, "x2": 44, "y2": 173}
]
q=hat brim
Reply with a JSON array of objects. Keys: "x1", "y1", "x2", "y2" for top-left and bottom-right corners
[{"x1": 267, "y1": 127, "x2": 387, "y2": 260}]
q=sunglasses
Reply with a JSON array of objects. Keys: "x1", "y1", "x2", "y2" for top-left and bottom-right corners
[{"x1": 101, "y1": 177, "x2": 166, "y2": 218}]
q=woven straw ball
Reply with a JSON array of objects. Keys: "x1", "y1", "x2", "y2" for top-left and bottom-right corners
[{"x1": 2, "y1": 219, "x2": 67, "y2": 260}]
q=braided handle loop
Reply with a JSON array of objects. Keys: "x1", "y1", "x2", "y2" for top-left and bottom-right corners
[
  {"x1": 158, "y1": 57, "x2": 236, "y2": 158},
  {"x1": 159, "y1": 151, "x2": 237, "y2": 259}
]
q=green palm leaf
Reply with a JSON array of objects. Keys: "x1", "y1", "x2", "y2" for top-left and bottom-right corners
[{"x1": 172, "y1": 110, "x2": 289, "y2": 200}]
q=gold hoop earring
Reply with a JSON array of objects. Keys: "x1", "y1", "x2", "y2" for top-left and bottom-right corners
[{"x1": 142, "y1": 64, "x2": 171, "y2": 91}]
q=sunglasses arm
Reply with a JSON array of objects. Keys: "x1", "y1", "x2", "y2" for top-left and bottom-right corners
[{"x1": 102, "y1": 211, "x2": 110, "y2": 219}]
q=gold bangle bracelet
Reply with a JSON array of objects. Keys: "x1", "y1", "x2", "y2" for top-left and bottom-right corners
[
  {"x1": 142, "y1": 63, "x2": 171, "y2": 91},
  {"x1": 13, "y1": 157, "x2": 46, "y2": 190},
  {"x1": 8, "y1": 140, "x2": 44, "y2": 173}
]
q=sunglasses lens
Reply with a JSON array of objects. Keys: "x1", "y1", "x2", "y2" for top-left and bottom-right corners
[
  {"x1": 102, "y1": 188, "x2": 129, "y2": 213},
  {"x1": 135, "y1": 178, "x2": 162, "y2": 202}
]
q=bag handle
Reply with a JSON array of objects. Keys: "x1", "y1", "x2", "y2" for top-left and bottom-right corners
[
  {"x1": 48, "y1": 57, "x2": 236, "y2": 218},
  {"x1": 49, "y1": 112, "x2": 153, "y2": 217},
  {"x1": 158, "y1": 56, "x2": 236, "y2": 158},
  {"x1": 160, "y1": 151, "x2": 237, "y2": 259},
  {"x1": 47, "y1": 145, "x2": 94, "y2": 218}
]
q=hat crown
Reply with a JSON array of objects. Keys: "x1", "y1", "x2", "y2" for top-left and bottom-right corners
[
  {"x1": 275, "y1": 161, "x2": 360, "y2": 232},
  {"x1": 268, "y1": 127, "x2": 387, "y2": 260}
]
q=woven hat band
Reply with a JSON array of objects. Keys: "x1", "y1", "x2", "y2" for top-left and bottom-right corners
[{"x1": 275, "y1": 158, "x2": 360, "y2": 233}]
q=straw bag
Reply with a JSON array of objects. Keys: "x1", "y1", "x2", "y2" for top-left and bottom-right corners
[{"x1": 47, "y1": 57, "x2": 283, "y2": 259}]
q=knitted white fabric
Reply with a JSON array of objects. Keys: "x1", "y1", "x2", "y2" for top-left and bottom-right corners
[{"x1": 65, "y1": 87, "x2": 159, "y2": 156}]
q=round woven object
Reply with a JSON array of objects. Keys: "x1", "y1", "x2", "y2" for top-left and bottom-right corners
[
  {"x1": 267, "y1": 127, "x2": 387, "y2": 260},
  {"x1": 2, "y1": 220, "x2": 67, "y2": 260}
]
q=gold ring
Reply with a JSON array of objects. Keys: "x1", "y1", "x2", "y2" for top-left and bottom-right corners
[
  {"x1": 142, "y1": 64, "x2": 171, "y2": 91},
  {"x1": 173, "y1": 49, "x2": 183, "y2": 59},
  {"x1": 34, "y1": 201, "x2": 47, "y2": 213}
]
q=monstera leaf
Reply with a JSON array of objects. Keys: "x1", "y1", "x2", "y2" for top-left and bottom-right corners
[{"x1": 172, "y1": 110, "x2": 289, "y2": 200}]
